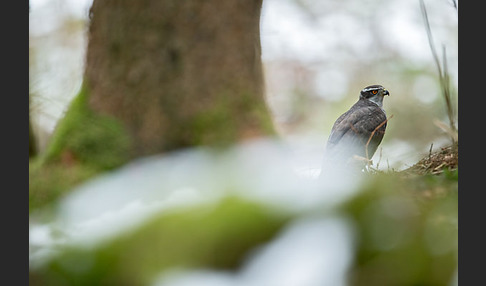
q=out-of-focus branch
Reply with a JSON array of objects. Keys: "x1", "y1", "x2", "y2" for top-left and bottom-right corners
[
  {"x1": 419, "y1": 0, "x2": 457, "y2": 144},
  {"x1": 451, "y1": 0, "x2": 457, "y2": 11}
]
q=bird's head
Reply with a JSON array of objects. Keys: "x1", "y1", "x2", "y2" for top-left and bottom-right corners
[{"x1": 359, "y1": 85, "x2": 390, "y2": 107}]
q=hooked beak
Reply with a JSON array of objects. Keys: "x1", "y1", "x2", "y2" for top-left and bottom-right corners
[{"x1": 383, "y1": 89, "x2": 390, "y2": 96}]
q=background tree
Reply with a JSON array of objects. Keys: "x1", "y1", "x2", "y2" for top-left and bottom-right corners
[
  {"x1": 43, "y1": 0, "x2": 274, "y2": 168},
  {"x1": 31, "y1": 0, "x2": 276, "y2": 210},
  {"x1": 29, "y1": 97, "x2": 37, "y2": 158},
  {"x1": 29, "y1": 1, "x2": 37, "y2": 159}
]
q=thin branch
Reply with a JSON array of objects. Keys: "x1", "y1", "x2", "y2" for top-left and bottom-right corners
[
  {"x1": 441, "y1": 45, "x2": 455, "y2": 134},
  {"x1": 451, "y1": 0, "x2": 457, "y2": 11},
  {"x1": 365, "y1": 114, "x2": 394, "y2": 165},
  {"x1": 420, "y1": 0, "x2": 442, "y2": 79}
]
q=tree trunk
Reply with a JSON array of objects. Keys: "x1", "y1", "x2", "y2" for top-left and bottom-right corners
[
  {"x1": 84, "y1": 0, "x2": 274, "y2": 158},
  {"x1": 29, "y1": 113, "x2": 37, "y2": 158}
]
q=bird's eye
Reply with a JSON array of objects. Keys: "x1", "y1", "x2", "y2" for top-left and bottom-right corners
[{"x1": 372, "y1": 90, "x2": 378, "y2": 95}]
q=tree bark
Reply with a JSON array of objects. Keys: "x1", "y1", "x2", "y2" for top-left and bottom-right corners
[
  {"x1": 29, "y1": 113, "x2": 37, "y2": 158},
  {"x1": 85, "y1": 0, "x2": 274, "y2": 158}
]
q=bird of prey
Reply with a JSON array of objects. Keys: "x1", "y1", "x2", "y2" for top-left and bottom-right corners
[{"x1": 322, "y1": 85, "x2": 390, "y2": 172}]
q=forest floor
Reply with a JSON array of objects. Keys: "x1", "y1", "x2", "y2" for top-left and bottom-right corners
[
  {"x1": 29, "y1": 142, "x2": 459, "y2": 285},
  {"x1": 401, "y1": 143, "x2": 458, "y2": 176}
]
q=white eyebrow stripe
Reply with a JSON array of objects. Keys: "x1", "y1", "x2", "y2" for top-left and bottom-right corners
[{"x1": 363, "y1": 87, "x2": 382, "y2": 92}]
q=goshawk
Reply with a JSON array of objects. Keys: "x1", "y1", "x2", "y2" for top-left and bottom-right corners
[{"x1": 323, "y1": 84, "x2": 390, "y2": 171}]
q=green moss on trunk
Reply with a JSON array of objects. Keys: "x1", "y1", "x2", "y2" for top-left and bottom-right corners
[
  {"x1": 29, "y1": 83, "x2": 132, "y2": 211},
  {"x1": 43, "y1": 83, "x2": 131, "y2": 169},
  {"x1": 188, "y1": 91, "x2": 276, "y2": 147}
]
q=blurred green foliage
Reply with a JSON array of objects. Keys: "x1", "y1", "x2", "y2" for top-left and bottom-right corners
[
  {"x1": 29, "y1": 170, "x2": 457, "y2": 285},
  {"x1": 30, "y1": 198, "x2": 290, "y2": 286},
  {"x1": 344, "y1": 171, "x2": 458, "y2": 286}
]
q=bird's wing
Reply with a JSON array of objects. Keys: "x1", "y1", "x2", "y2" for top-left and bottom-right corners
[{"x1": 326, "y1": 102, "x2": 387, "y2": 161}]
